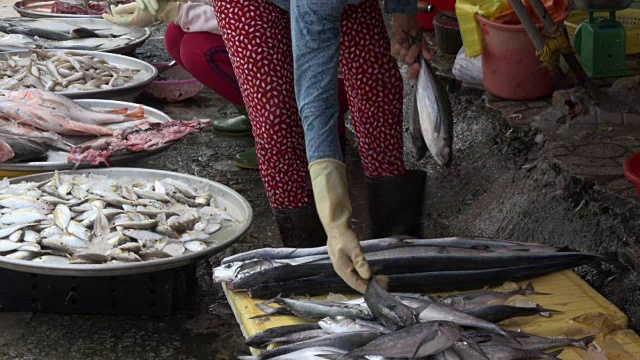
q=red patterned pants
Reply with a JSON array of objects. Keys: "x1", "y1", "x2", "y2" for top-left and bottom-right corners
[{"x1": 212, "y1": 0, "x2": 405, "y2": 209}]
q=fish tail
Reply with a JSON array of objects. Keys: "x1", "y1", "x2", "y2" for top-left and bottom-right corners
[
  {"x1": 575, "y1": 335, "x2": 596, "y2": 350},
  {"x1": 124, "y1": 105, "x2": 145, "y2": 120},
  {"x1": 67, "y1": 120, "x2": 113, "y2": 136},
  {"x1": 546, "y1": 349, "x2": 564, "y2": 359}
]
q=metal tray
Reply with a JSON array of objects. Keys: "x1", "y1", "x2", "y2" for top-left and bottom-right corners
[
  {"x1": 0, "y1": 50, "x2": 158, "y2": 102},
  {"x1": 0, "y1": 17, "x2": 151, "y2": 55},
  {"x1": 0, "y1": 99, "x2": 175, "y2": 172},
  {"x1": 14, "y1": 0, "x2": 103, "y2": 19},
  {"x1": 0, "y1": 168, "x2": 253, "y2": 277}
]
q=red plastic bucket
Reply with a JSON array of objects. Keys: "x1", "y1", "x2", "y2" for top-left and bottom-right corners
[
  {"x1": 477, "y1": 12, "x2": 568, "y2": 100},
  {"x1": 624, "y1": 152, "x2": 640, "y2": 196},
  {"x1": 418, "y1": 0, "x2": 456, "y2": 31}
]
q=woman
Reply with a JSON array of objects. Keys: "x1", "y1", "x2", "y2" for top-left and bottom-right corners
[
  {"x1": 103, "y1": 1, "x2": 350, "y2": 171},
  {"x1": 133, "y1": 0, "x2": 428, "y2": 293}
]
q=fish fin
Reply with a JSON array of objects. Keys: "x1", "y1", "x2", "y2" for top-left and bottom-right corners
[
  {"x1": 557, "y1": 246, "x2": 579, "y2": 253},
  {"x1": 459, "y1": 335, "x2": 490, "y2": 360},
  {"x1": 411, "y1": 329, "x2": 438, "y2": 359},
  {"x1": 575, "y1": 335, "x2": 596, "y2": 350},
  {"x1": 99, "y1": 107, "x2": 129, "y2": 115},
  {"x1": 520, "y1": 281, "x2": 551, "y2": 296},
  {"x1": 546, "y1": 349, "x2": 564, "y2": 360},
  {"x1": 536, "y1": 304, "x2": 561, "y2": 318},
  {"x1": 123, "y1": 105, "x2": 145, "y2": 120}
]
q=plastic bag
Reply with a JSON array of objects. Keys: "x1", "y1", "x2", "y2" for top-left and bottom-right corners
[{"x1": 452, "y1": 46, "x2": 484, "y2": 87}]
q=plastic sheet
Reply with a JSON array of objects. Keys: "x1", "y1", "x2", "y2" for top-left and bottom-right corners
[
  {"x1": 452, "y1": 46, "x2": 484, "y2": 87},
  {"x1": 455, "y1": 0, "x2": 511, "y2": 58}
]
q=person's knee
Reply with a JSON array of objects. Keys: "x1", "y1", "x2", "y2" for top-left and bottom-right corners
[{"x1": 164, "y1": 23, "x2": 185, "y2": 63}]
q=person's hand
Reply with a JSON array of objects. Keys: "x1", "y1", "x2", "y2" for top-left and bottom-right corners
[
  {"x1": 391, "y1": 13, "x2": 432, "y2": 80},
  {"x1": 309, "y1": 158, "x2": 372, "y2": 294},
  {"x1": 327, "y1": 226, "x2": 372, "y2": 293},
  {"x1": 136, "y1": 0, "x2": 160, "y2": 15},
  {"x1": 102, "y1": 3, "x2": 155, "y2": 27}
]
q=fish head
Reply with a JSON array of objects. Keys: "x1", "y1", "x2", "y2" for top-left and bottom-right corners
[{"x1": 429, "y1": 134, "x2": 452, "y2": 167}]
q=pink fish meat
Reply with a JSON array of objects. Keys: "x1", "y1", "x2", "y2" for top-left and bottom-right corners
[{"x1": 67, "y1": 119, "x2": 211, "y2": 165}]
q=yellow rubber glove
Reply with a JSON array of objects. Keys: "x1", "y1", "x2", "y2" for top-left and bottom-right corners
[
  {"x1": 102, "y1": 3, "x2": 155, "y2": 28},
  {"x1": 309, "y1": 158, "x2": 372, "y2": 294},
  {"x1": 155, "y1": 1, "x2": 181, "y2": 23}
]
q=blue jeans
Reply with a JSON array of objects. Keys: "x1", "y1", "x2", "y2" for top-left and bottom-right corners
[{"x1": 271, "y1": 0, "x2": 363, "y2": 163}]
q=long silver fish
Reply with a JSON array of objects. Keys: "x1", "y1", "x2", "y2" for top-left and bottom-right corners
[{"x1": 416, "y1": 55, "x2": 454, "y2": 166}]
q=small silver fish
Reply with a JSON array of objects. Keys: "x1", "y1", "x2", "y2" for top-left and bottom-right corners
[
  {"x1": 67, "y1": 220, "x2": 91, "y2": 241},
  {"x1": 54, "y1": 204, "x2": 71, "y2": 231},
  {"x1": 184, "y1": 241, "x2": 207, "y2": 252},
  {"x1": 9, "y1": 230, "x2": 24, "y2": 242},
  {"x1": 23, "y1": 230, "x2": 41, "y2": 244}
]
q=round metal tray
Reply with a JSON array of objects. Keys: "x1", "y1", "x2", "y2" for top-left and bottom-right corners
[
  {"x1": 14, "y1": 0, "x2": 103, "y2": 19},
  {"x1": 0, "y1": 168, "x2": 253, "y2": 276},
  {"x1": 0, "y1": 98, "x2": 176, "y2": 172},
  {"x1": 0, "y1": 17, "x2": 151, "y2": 55},
  {"x1": 0, "y1": 50, "x2": 158, "y2": 102}
]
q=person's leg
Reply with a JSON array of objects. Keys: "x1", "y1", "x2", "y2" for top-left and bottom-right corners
[
  {"x1": 178, "y1": 32, "x2": 252, "y2": 136},
  {"x1": 338, "y1": 77, "x2": 349, "y2": 158},
  {"x1": 164, "y1": 23, "x2": 186, "y2": 68},
  {"x1": 340, "y1": 0, "x2": 426, "y2": 238},
  {"x1": 212, "y1": 0, "x2": 326, "y2": 247}
]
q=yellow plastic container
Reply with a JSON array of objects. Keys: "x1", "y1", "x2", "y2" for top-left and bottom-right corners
[
  {"x1": 224, "y1": 270, "x2": 640, "y2": 357},
  {"x1": 565, "y1": 9, "x2": 640, "y2": 54},
  {"x1": 0, "y1": 170, "x2": 44, "y2": 179}
]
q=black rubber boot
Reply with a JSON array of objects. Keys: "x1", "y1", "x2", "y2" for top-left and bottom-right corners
[
  {"x1": 272, "y1": 204, "x2": 327, "y2": 248},
  {"x1": 366, "y1": 170, "x2": 427, "y2": 239}
]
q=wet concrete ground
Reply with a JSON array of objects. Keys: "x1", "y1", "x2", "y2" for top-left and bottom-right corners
[{"x1": 1, "y1": 12, "x2": 640, "y2": 360}]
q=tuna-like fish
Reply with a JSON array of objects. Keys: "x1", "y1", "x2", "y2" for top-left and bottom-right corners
[
  {"x1": 416, "y1": 55, "x2": 454, "y2": 166},
  {"x1": 364, "y1": 278, "x2": 417, "y2": 330},
  {"x1": 339, "y1": 322, "x2": 461, "y2": 359},
  {"x1": 440, "y1": 282, "x2": 549, "y2": 310},
  {"x1": 252, "y1": 298, "x2": 373, "y2": 321},
  {"x1": 479, "y1": 345, "x2": 563, "y2": 360},
  {"x1": 467, "y1": 329, "x2": 595, "y2": 351},
  {"x1": 0, "y1": 134, "x2": 48, "y2": 163},
  {"x1": 249, "y1": 332, "x2": 381, "y2": 360},
  {"x1": 464, "y1": 304, "x2": 559, "y2": 323},
  {"x1": 244, "y1": 324, "x2": 322, "y2": 349}
]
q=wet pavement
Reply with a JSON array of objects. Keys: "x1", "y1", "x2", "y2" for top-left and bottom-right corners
[{"x1": 0, "y1": 9, "x2": 640, "y2": 360}]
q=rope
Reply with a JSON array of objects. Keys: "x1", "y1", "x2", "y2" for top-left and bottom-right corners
[{"x1": 535, "y1": 24, "x2": 570, "y2": 68}]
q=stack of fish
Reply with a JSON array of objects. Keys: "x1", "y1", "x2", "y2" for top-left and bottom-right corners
[
  {"x1": 238, "y1": 279, "x2": 595, "y2": 359},
  {"x1": 216, "y1": 237, "x2": 612, "y2": 298},
  {"x1": 0, "y1": 171, "x2": 240, "y2": 264},
  {"x1": 0, "y1": 18, "x2": 138, "y2": 52},
  {"x1": 0, "y1": 89, "x2": 210, "y2": 164},
  {"x1": 0, "y1": 50, "x2": 141, "y2": 92}
]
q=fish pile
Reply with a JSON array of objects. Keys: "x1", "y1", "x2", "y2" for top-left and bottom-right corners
[
  {"x1": 409, "y1": 54, "x2": 454, "y2": 167},
  {"x1": 0, "y1": 50, "x2": 141, "y2": 92},
  {"x1": 0, "y1": 171, "x2": 240, "y2": 265},
  {"x1": 216, "y1": 236, "x2": 614, "y2": 298},
  {"x1": 0, "y1": 18, "x2": 138, "y2": 52},
  {"x1": 238, "y1": 279, "x2": 595, "y2": 359},
  {"x1": 0, "y1": 89, "x2": 209, "y2": 164},
  {"x1": 67, "y1": 119, "x2": 211, "y2": 165}
]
